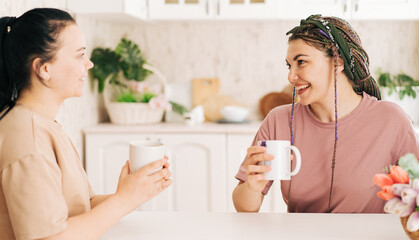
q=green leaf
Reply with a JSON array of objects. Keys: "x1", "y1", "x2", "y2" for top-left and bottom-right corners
[
  {"x1": 90, "y1": 48, "x2": 120, "y2": 93},
  {"x1": 399, "y1": 90, "x2": 406, "y2": 100},
  {"x1": 170, "y1": 101, "x2": 189, "y2": 116},
  {"x1": 116, "y1": 91, "x2": 138, "y2": 102},
  {"x1": 140, "y1": 92, "x2": 156, "y2": 103},
  {"x1": 115, "y1": 38, "x2": 152, "y2": 82},
  {"x1": 376, "y1": 69, "x2": 418, "y2": 99}
]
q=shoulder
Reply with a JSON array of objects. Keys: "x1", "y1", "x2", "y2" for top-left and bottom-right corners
[
  {"x1": 0, "y1": 106, "x2": 57, "y2": 169},
  {"x1": 364, "y1": 93, "x2": 411, "y2": 123},
  {"x1": 257, "y1": 103, "x2": 300, "y2": 140}
]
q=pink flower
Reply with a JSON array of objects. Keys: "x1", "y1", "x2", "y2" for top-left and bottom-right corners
[
  {"x1": 407, "y1": 212, "x2": 419, "y2": 232},
  {"x1": 389, "y1": 166, "x2": 409, "y2": 184},
  {"x1": 377, "y1": 185, "x2": 395, "y2": 201},
  {"x1": 148, "y1": 94, "x2": 171, "y2": 111},
  {"x1": 136, "y1": 82, "x2": 149, "y2": 93},
  {"x1": 373, "y1": 174, "x2": 394, "y2": 188}
]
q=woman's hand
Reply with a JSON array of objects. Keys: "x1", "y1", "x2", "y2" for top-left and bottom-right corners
[
  {"x1": 243, "y1": 146, "x2": 273, "y2": 193},
  {"x1": 115, "y1": 157, "x2": 172, "y2": 214}
]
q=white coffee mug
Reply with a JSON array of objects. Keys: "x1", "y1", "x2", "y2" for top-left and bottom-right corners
[
  {"x1": 257, "y1": 140, "x2": 302, "y2": 180},
  {"x1": 129, "y1": 140, "x2": 166, "y2": 173}
]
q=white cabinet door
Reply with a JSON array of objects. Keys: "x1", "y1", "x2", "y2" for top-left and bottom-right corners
[
  {"x1": 351, "y1": 0, "x2": 419, "y2": 20},
  {"x1": 148, "y1": 0, "x2": 212, "y2": 20},
  {"x1": 85, "y1": 132, "x2": 227, "y2": 212},
  {"x1": 156, "y1": 133, "x2": 227, "y2": 212},
  {"x1": 67, "y1": 0, "x2": 148, "y2": 22},
  {"x1": 85, "y1": 133, "x2": 154, "y2": 195},
  {"x1": 217, "y1": 0, "x2": 280, "y2": 19},
  {"x1": 227, "y1": 134, "x2": 287, "y2": 213},
  {"x1": 278, "y1": 0, "x2": 348, "y2": 20}
]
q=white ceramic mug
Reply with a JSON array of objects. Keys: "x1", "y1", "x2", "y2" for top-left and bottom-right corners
[
  {"x1": 257, "y1": 140, "x2": 302, "y2": 180},
  {"x1": 129, "y1": 140, "x2": 166, "y2": 173}
]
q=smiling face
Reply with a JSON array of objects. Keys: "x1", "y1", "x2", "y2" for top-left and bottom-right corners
[
  {"x1": 46, "y1": 24, "x2": 94, "y2": 100},
  {"x1": 286, "y1": 39, "x2": 335, "y2": 106}
]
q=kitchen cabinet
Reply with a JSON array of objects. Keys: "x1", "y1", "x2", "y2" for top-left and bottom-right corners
[
  {"x1": 84, "y1": 122, "x2": 286, "y2": 212},
  {"x1": 351, "y1": 0, "x2": 419, "y2": 20},
  {"x1": 148, "y1": 0, "x2": 280, "y2": 20},
  {"x1": 278, "y1": 0, "x2": 347, "y2": 20},
  {"x1": 67, "y1": 0, "x2": 148, "y2": 22},
  {"x1": 278, "y1": 0, "x2": 419, "y2": 20}
]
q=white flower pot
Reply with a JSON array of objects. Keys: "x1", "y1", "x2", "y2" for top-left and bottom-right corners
[
  {"x1": 106, "y1": 102, "x2": 164, "y2": 125},
  {"x1": 103, "y1": 64, "x2": 168, "y2": 125}
]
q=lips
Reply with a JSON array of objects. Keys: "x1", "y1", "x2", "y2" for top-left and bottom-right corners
[{"x1": 295, "y1": 84, "x2": 311, "y2": 95}]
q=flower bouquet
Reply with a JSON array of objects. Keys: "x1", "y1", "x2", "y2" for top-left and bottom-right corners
[{"x1": 373, "y1": 153, "x2": 419, "y2": 239}]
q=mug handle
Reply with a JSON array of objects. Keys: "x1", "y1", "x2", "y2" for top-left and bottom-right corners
[{"x1": 287, "y1": 146, "x2": 301, "y2": 176}]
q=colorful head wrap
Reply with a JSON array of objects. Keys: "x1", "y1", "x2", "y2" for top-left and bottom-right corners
[{"x1": 286, "y1": 14, "x2": 381, "y2": 100}]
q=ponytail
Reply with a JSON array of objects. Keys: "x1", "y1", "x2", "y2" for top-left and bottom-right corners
[{"x1": 0, "y1": 17, "x2": 18, "y2": 119}]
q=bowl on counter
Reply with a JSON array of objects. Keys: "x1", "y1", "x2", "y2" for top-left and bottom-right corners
[{"x1": 220, "y1": 105, "x2": 249, "y2": 122}]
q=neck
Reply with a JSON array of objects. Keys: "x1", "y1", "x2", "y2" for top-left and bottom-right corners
[
  {"x1": 17, "y1": 80, "x2": 63, "y2": 120},
  {"x1": 309, "y1": 82, "x2": 362, "y2": 123}
]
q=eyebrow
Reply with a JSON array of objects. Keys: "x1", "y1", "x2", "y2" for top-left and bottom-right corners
[
  {"x1": 285, "y1": 54, "x2": 309, "y2": 64},
  {"x1": 76, "y1": 47, "x2": 86, "y2": 52}
]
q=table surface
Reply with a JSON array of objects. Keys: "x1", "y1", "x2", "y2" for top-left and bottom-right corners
[{"x1": 101, "y1": 212, "x2": 409, "y2": 240}]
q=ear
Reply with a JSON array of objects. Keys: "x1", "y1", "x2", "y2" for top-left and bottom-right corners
[
  {"x1": 336, "y1": 57, "x2": 345, "y2": 73},
  {"x1": 32, "y1": 58, "x2": 51, "y2": 83}
]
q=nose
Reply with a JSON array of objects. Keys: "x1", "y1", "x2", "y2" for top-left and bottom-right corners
[
  {"x1": 86, "y1": 58, "x2": 94, "y2": 70},
  {"x1": 288, "y1": 66, "x2": 298, "y2": 84}
]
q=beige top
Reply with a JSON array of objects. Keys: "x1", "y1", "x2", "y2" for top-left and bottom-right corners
[{"x1": 0, "y1": 105, "x2": 94, "y2": 240}]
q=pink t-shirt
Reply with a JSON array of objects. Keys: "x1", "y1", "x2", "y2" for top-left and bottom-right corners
[{"x1": 236, "y1": 92, "x2": 419, "y2": 213}]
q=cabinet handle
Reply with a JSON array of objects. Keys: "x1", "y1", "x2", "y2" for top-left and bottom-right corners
[
  {"x1": 355, "y1": 0, "x2": 359, "y2": 12},
  {"x1": 206, "y1": 0, "x2": 209, "y2": 15},
  {"x1": 344, "y1": 2, "x2": 347, "y2": 12},
  {"x1": 217, "y1": 0, "x2": 220, "y2": 15}
]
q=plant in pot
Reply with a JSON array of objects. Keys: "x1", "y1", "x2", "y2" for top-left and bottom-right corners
[
  {"x1": 377, "y1": 68, "x2": 419, "y2": 124},
  {"x1": 90, "y1": 38, "x2": 188, "y2": 124}
]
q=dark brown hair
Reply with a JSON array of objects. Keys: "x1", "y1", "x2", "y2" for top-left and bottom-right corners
[{"x1": 0, "y1": 8, "x2": 75, "y2": 119}]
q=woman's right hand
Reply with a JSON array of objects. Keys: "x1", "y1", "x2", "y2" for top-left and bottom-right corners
[
  {"x1": 115, "y1": 158, "x2": 172, "y2": 214},
  {"x1": 243, "y1": 146, "x2": 274, "y2": 193}
]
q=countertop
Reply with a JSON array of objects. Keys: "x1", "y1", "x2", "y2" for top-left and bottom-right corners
[
  {"x1": 84, "y1": 122, "x2": 419, "y2": 135},
  {"x1": 101, "y1": 211, "x2": 409, "y2": 240},
  {"x1": 84, "y1": 121, "x2": 262, "y2": 134}
]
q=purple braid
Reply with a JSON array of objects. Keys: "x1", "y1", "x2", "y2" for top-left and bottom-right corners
[
  {"x1": 287, "y1": 86, "x2": 297, "y2": 213},
  {"x1": 327, "y1": 45, "x2": 340, "y2": 213},
  {"x1": 290, "y1": 87, "x2": 296, "y2": 145}
]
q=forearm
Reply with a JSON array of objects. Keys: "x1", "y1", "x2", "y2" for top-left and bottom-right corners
[
  {"x1": 232, "y1": 181, "x2": 264, "y2": 212},
  {"x1": 90, "y1": 194, "x2": 112, "y2": 209},
  {"x1": 42, "y1": 194, "x2": 129, "y2": 240}
]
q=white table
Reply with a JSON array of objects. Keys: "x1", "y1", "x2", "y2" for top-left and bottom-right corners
[{"x1": 101, "y1": 212, "x2": 409, "y2": 240}]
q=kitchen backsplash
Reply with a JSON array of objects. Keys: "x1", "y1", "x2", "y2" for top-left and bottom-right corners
[{"x1": 2, "y1": 0, "x2": 418, "y2": 163}]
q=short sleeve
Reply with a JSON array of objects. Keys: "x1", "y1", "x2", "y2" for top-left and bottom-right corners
[
  {"x1": 2, "y1": 154, "x2": 68, "y2": 240},
  {"x1": 235, "y1": 115, "x2": 274, "y2": 195}
]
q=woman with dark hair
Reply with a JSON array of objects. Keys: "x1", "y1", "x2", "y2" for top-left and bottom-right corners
[
  {"x1": 233, "y1": 15, "x2": 419, "y2": 213},
  {"x1": 0, "y1": 8, "x2": 171, "y2": 239}
]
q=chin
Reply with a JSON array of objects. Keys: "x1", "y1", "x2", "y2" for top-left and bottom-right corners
[{"x1": 297, "y1": 97, "x2": 311, "y2": 106}]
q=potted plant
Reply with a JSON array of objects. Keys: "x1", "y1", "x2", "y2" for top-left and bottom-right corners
[
  {"x1": 377, "y1": 68, "x2": 419, "y2": 100},
  {"x1": 90, "y1": 38, "x2": 187, "y2": 124},
  {"x1": 377, "y1": 68, "x2": 419, "y2": 124}
]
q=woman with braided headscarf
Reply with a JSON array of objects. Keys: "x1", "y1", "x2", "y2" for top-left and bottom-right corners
[{"x1": 233, "y1": 15, "x2": 419, "y2": 213}]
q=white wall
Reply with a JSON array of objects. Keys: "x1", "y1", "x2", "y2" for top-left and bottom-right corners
[{"x1": 2, "y1": 0, "x2": 418, "y2": 165}]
